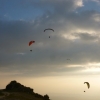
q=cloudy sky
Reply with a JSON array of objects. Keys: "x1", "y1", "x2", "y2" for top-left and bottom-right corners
[{"x1": 0, "y1": 0, "x2": 100, "y2": 100}]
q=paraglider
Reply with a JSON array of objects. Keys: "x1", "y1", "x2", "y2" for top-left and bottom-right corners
[
  {"x1": 29, "y1": 41, "x2": 35, "y2": 46},
  {"x1": 84, "y1": 82, "x2": 90, "y2": 89},
  {"x1": 29, "y1": 41, "x2": 35, "y2": 51},
  {"x1": 84, "y1": 82, "x2": 90, "y2": 92},
  {"x1": 44, "y1": 28, "x2": 54, "y2": 32},
  {"x1": 67, "y1": 59, "x2": 70, "y2": 60},
  {"x1": 44, "y1": 28, "x2": 54, "y2": 38}
]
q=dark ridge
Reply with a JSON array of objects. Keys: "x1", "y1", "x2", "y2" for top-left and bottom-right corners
[
  {"x1": 0, "y1": 80, "x2": 50, "y2": 100},
  {"x1": 5, "y1": 80, "x2": 33, "y2": 94}
]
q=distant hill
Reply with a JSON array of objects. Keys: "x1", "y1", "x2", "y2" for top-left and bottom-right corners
[{"x1": 0, "y1": 80, "x2": 50, "y2": 100}]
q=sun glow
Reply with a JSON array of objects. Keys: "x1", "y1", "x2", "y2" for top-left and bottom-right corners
[
  {"x1": 85, "y1": 67, "x2": 100, "y2": 72},
  {"x1": 83, "y1": 63, "x2": 100, "y2": 73},
  {"x1": 66, "y1": 63, "x2": 100, "y2": 74}
]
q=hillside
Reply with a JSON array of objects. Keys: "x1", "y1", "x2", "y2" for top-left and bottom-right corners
[{"x1": 0, "y1": 80, "x2": 50, "y2": 100}]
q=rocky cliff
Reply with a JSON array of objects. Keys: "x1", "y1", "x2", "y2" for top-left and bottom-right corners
[{"x1": 0, "y1": 80, "x2": 50, "y2": 100}]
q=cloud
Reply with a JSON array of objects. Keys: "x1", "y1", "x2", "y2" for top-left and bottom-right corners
[
  {"x1": 16, "y1": 53, "x2": 26, "y2": 55},
  {"x1": 25, "y1": 0, "x2": 84, "y2": 12},
  {"x1": 0, "y1": 0, "x2": 100, "y2": 77},
  {"x1": 92, "y1": 0, "x2": 100, "y2": 3},
  {"x1": 72, "y1": 32, "x2": 99, "y2": 42}
]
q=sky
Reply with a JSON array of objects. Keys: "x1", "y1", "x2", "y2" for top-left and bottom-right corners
[{"x1": 0, "y1": 0, "x2": 100, "y2": 100}]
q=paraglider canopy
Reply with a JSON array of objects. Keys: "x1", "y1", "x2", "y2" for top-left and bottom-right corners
[
  {"x1": 84, "y1": 82, "x2": 90, "y2": 89},
  {"x1": 67, "y1": 59, "x2": 70, "y2": 61},
  {"x1": 29, "y1": 41, "x2": 35, "y2": 46},
  {"x1": 44, "y1": 28, "x2": 54, "y2": 32}
]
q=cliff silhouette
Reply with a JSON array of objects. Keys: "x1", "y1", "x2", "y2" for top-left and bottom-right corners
[{"x1": 0, "y1": 80, "x2": 50, "y2": 100}]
